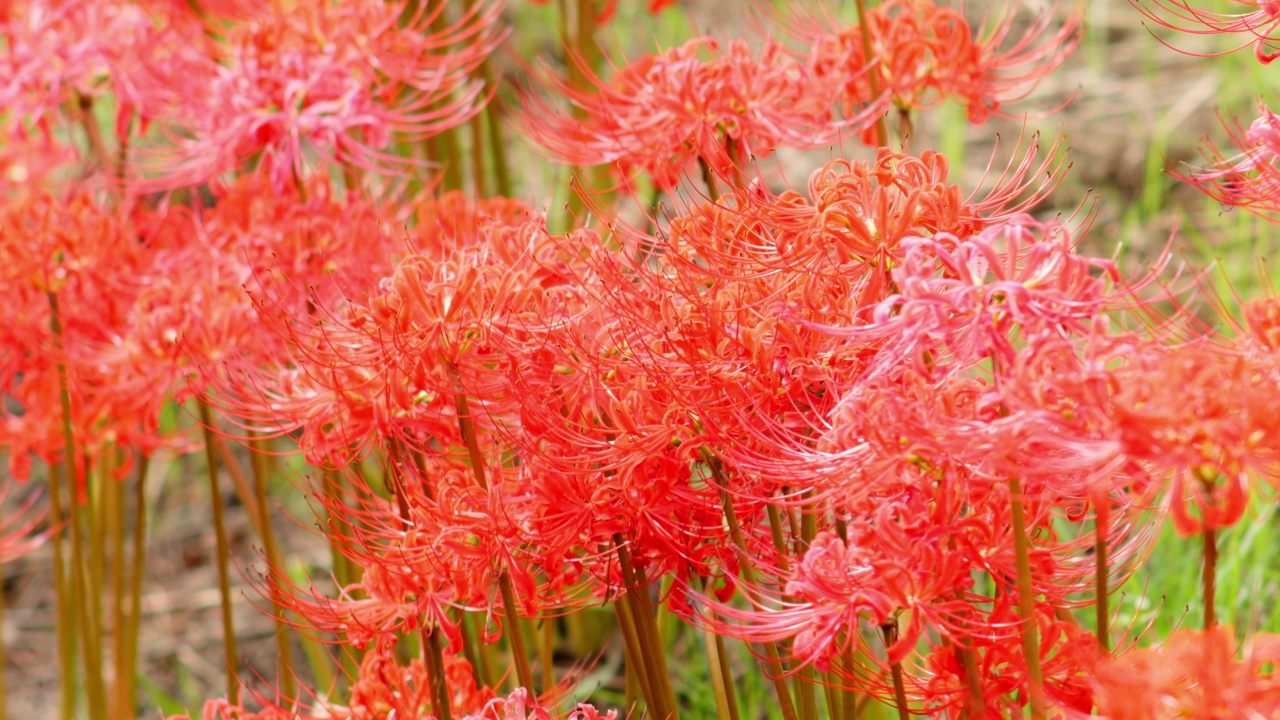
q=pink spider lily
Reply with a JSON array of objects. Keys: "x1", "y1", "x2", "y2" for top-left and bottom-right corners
[
  {"x1": 131, "y1": 0, "x2": 505, "y2": 192},
  {"x1": 1174, "y1": 101, "x2": 1280, "y2": 219},
  {"x1": 1132, "y1": 0, "x2": 1280, "y2": 62}
]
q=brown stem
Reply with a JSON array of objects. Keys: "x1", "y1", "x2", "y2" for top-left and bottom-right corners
[{"x1": 880, "y1": 622, "x2": 910, "y2": 720}]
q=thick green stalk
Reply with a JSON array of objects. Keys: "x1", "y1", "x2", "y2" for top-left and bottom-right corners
[
  {"x1": 1007, "y1": 478, "x2": 1046, "y2": 720},
  {"x1": 198, "y1": 399, "x2": 240, "y2": 705}
]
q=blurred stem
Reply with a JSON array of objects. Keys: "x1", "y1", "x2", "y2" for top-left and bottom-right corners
[
  {"x1": 426, "y1": 4, "x2": 463, "y2": 192},
  {"x1": 853, "y1": 0, "x2": 889, "y2": 147},
  {"x1": 695, "y1": 574, "x2": 740, "y2": 720},
  {"x1": 322, "y1": 469, "x2": 357, "y2": 590},
  {"x1": 703, "y1": 452, "x2": 799, "y2": 720},
  {"x1": 896, "y1": 107, "x2": 912, "y2": 149},
  {"x1": 1007, "y1": 477, "x2": 1046, "y2": 720},
  {"x1": 499, "y1": 573, "x2": 536, "y2": 692},
  {"x1": 118, "y1": 455, "x2": 150, "y2": 720},
  {"x1": 1094, "y1": 495, "x2": 1110, "y2": 652},
  {"x1": 48, "y1": 459, "x2": 77, "y2": 720},
  {"x1": 699, "y1": 157, "x2": 722, "y2": 202},
  {"x1": 538, "y1": 614, "x2": 555, "y2": 692},
  {"x1": 48, "y1": 291, "x2": 95, "y2": 720},
  {"x1": 880, "y1": 622, "x2": 910, "y2": 720},
  {"x1": 483, "y1": 97, "x2": 511, "y2": 197},
  {"x1": 75, "y1": 93, "x2": 112, "y2": 174},
  {"x1": 248, "y1": 432, "x2": 297, "y2": 701},
  {"x1": 614, "y1": 593, "x2": 655, "y2": 714},
  {"x1": 106, "y1": 456, "x2": 126, "y2": 720},
  {"x1": 422, "y1": 628, "x2": 453, "y2": 720},
  {"x1": 198, "y1": 399, "x2": 240, "y2": 705}
]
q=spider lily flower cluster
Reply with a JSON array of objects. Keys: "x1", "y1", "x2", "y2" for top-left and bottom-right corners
[{"x1": 2, "y1": 0, "x2": 1280, "y2": 719}]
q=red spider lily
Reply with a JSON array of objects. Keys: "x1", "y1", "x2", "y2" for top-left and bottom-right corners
[
  {"x1": 203, "y1": 192, "x2": 562, "y2": 466},
  {"x1": 792, "y1": 0, "x2": 1080, "y2": 126},
  {"x1": 1093, "y1": 627, "x2": 1280, "y2": 719},
  {"x1": 1132, "y1": 0, "x2": 1280, "y2": 62},
  {"x1": 520, "y1": 36, "x2": 886, "y2": 189},
  {"x1": 0, "y1": 190, "x2": 166, "y2": 481},
  {"x1": 1174, "y1": 101, "x2": 1280, "y2": 220},
  {"x1": 131, "y1": 0, "x2": 504, "y2": 192},
  {"x1": 183, "y1": 641, "x2": 495, "y2": 720}
]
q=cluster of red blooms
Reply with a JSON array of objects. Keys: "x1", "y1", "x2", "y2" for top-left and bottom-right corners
[
  {"x1": 523, "y1": 0, "x2": 1079, "y2": 187},
  {"x1": 5, "y1": 0, "x2": 1280, "y2": 718}
]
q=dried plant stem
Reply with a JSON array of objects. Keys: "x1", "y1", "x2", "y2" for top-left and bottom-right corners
[
  {"x1": 198, "y1": 399, "x2": 240, "y2": 705},
  {"x1": 853, "y1": 0, "x2": 890, "y2": 147},
  {"x1": 1007, "y1": 477, "x2": 1046, "y2": 720},
  {"x1": 248, "y1": 433, "x2": 297, "y2": 701},
  {"x1": 880, "y1": 622, "x2": 910, "y2": 720}
]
